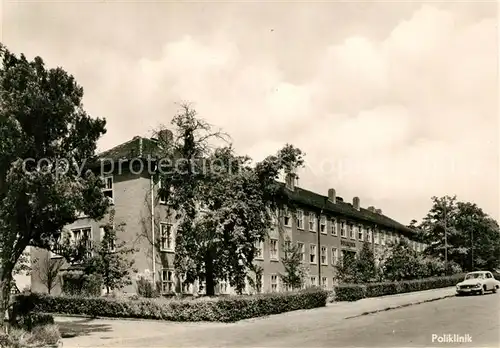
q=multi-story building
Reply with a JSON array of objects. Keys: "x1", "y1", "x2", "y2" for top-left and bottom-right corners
[{"x1": 30, "y1": 133, "x2": 426, "y2": 295}]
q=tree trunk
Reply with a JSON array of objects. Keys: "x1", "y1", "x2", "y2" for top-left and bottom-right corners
[
  {"x1": 204, "y1": 252, "x2": 215, "y2": 296},
  {"x1": 0, "y1": 268, "x2": 13, "y2": 333}
]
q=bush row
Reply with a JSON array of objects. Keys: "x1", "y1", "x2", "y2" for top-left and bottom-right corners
[
  {"x1": 13, "y1": 287, "x2": 328, "y2": 323},
  {"x1": 334, "y1": 274, "x2": 465, "y2": 302}
]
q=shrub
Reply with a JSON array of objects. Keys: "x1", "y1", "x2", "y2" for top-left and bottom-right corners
[
  {"x1": 0, "y1": 324, "x2": 61, "y2": 348},
  {"x1": 365, "y1": 282, "x2": 401, "y2": 297},
  {"x1": 62, "y1": 273, "x2": 102, "y2": 297},
  {"x1": 136, "y1": 276, "x2": 159, "y2": 298},
  {"x1": 16, "y1": 312, "x2": 55, "y2": 331},
  {"x1": 334, "y1": 274, "x2": 465, "y2": 302},
  {"x1": 13, "y1": 289, "x2": 328, "y2": 323},
  {"x1": 334, "y1": 284, "x2": 366, "y2": 301}
]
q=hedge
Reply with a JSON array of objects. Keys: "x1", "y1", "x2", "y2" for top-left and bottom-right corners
[
  {"x1": 334, "y1": 274, "x2": 465, "y2": 302},
  {"x1": 13, "y1": 287, "x2": 328, "y2": 323}
]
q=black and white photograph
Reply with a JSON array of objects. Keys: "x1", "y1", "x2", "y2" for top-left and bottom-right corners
[{"x1": 0, "y1": 0, "x2": 498, "y2": 347}]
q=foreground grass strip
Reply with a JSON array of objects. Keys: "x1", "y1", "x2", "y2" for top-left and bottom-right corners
[{"x1": 344, "y1": 294, "x2": 455, "y2": 319}]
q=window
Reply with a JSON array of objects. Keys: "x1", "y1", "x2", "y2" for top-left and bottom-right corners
[
  {"x1": 270, "y1": 274, "x2": 278, "y2": 292},
  {"x1": 349, "y1": 224, "x2": 355, "y2": 239},
  {"x1": 374, "y1": 230, "x2": 379, "y2": 244},
  {"x1": 358, "y1": 226, "x2": 364, "y2": 241},
  {"x1": 321, "y1": 277, "x2": 327, "y2": 289},
  {"x1": 340, "y1": 221, "x2": 346, "y2": 237},
  {"x1": 182, "y1": 282, "x2": 192, "y2": 294},
  {"x1": 310, "y1": 276, "x2": 317, "y2": 286},
  {"x1": 381, "y1": 231, "x2": 386, "y2": 246},
  {"x1": 331, "y1": 247, "x2": 338, "y2": 265},
  {"x1": 255, "y1": 240, "x2": 264, "y2": 260},
  {"x1": 160, "y1": 223, "x2": 174, "y2": 252},
  {"x1": 308, "y1": 212, "x2": 317, "y2": 232},
  {"x1": 320, "y1": 215, "x2": 327, "y2": 234},
  {"x1": 283, "y1": 207, "x2": 291, "y2": 227},
  {"x1": 219, "y1": 278, "x2": 228, "y2": 294},
  {"x1": 297, "y1": 242, "x2": 305, "y2": 262},
  {"x1": 331, "y1": 218, "x2": 337, "y2": 236},
  {"x1": 367, "y1": 228, "x2": 372, "y2": 243},
  {"x1": 50, "y1": 234, "x2": 63, "y2": 259},
  {"x1": 102, "y1": 176, "x2": 114, "y2": 204},
  {"x1": 271, "y1": 209, "x2": 278, "y2": 225},
  {"x1": 296, "y1": 210, "x2": 304, "y2": 229},
  {"x1": 309, "y1": 244, "x2": 317, "y2": 264},
  {"x1": 320, "y1": 246, "x2": 328, "y2": 265},
  {"x1": 71, "y1": 227, "x2": 92, "y2": 259},
  {"x1": 162, "y1": 269, "x2": 174, "y2": 293},
  {"x1": 284, "y1": 240, "x2": 292, "y2": 258},
  {"x1": 270, "y1": 239, "x2": 278, "y2": 261},
  {"x1": 100, "y1": 226, "x2": 116, "y2": 252},
  {"x1": 157, "y1": 178, "x2": 166, "y2": 204}
]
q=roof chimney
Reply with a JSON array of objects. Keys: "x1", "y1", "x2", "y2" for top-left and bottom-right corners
[
  {"x1": 375, "y1": 208, "x2": 382, "y2": 214},
  {"x1": 285, "y1": 173, "x2": 296, "y2": 191},
  {"x1": 367, "y1": 206, "x2": 376, "y2": 212},
  {"x1": 328, "y1": 188, "x2": 336, "y2": 203},
  {"x1": 353, "y1": 196, "x2": 360, "y2": 211}
]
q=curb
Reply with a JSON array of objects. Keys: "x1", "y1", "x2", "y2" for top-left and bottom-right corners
[{"x1": 344, "y1": 294, "x2": 456, "y2": 319}]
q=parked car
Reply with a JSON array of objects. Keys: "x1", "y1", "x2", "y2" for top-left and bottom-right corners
[{"x1": 456, "y1": 271, "x2": 499, "y2": 296}]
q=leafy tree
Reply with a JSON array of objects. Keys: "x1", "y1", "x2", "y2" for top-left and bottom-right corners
[
  {"x1": 83, "y1": 214, "x2": 136, "y2": 294},
  {"x1": 380, "y1": 238, "x2": 427, "y2": 281},
  {"x1": 356, "y1": 242, "x2": 377, "y2": 283},
  {"x1": 0, "y1": 45, "x2": 108, "y2": 328},
  {"x1": 155, "y1": 105, "x2": 304, "y2": 295},
  {"x1": 279, "y1": 239, "x2": 305, "y2": 290},
  {"x1": 419, "y1": 196, "x2": 500, "y2": 272},
  {"x1": 334, "y1": 252, "x2": 358, "y2": 283},
  {"x1": 34, "y1": 254, "x2": 64, "y2": 294}
]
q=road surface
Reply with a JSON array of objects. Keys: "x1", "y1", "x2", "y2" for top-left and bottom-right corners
[{"x1": 60, "y1": 292, "x2": 499, "y2": 347}]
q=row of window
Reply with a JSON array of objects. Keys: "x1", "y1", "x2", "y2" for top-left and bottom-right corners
[
  {"x1": 99, "y1": 175, "x2": 169, "y2": 205},
  {"x1": 255, "y1": 238, "x2": 425, "y2": 264},
  {"x1": 50, "y1": 226, "x2": 116, "y2": 258},
  {"x1": 277, "y1": 208, "x2": 405, "y2": 243},
  {"x1": 256, "y1": 240, "x2": 340, "y2": 265},
  {"x1": 162, "y1": 223, "x2": 426, "y2": 257},
  {"x1": 160, "y1": 270, "x2": 334, "y2": 294}
]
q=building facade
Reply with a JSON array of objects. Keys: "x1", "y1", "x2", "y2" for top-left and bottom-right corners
[{"x1": 30, "y1": 134, "x2": 427, "y2": 295}]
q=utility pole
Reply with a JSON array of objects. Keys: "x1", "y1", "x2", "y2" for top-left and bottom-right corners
[{"x1": 471, "y1": 227, "x2": 474, "y2": 271}]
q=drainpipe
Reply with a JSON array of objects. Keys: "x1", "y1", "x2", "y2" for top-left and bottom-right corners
[
  {"x1": 151, "y1": 174, "x2": 156, "y2": 285},
  {"x1": 317, "y1": 198, "x2": 327, "y2": 286}
]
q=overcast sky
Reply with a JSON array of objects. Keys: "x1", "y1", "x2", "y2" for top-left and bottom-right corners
[{"x1": 1, "y1": 1, "x2": 498, "y2": 225}]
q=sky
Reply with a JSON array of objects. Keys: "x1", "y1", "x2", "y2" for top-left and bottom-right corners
[{"x1": 1, "y1": 0, "x2": 499, "y2": 227}]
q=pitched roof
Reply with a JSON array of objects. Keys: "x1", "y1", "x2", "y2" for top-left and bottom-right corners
[
  {"x1": 97, "y1": 136, "x2": 160, "y2": 161},
  {"x1": 94, "y1": 135, "x2": 416, "y2": 237},
  {"x1": 283, "y1": 184, "x2": 416, "y2": 237}
]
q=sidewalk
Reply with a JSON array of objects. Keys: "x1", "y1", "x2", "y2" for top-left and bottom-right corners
[
  {"x1": 327, "y1": 286, "x2": 456, "y2": 319},
  {"x1": 57, "y1": 287, "x2": 457, "y2": 347}
]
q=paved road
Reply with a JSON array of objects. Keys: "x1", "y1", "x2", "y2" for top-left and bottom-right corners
[{"x1": 60, "y1": 291, "x2": 499, "y2": 347}]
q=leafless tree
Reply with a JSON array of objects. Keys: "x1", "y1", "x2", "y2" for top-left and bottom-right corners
[{"x1": 36, "y1": 255, "x2": 64, "y2": 294}]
